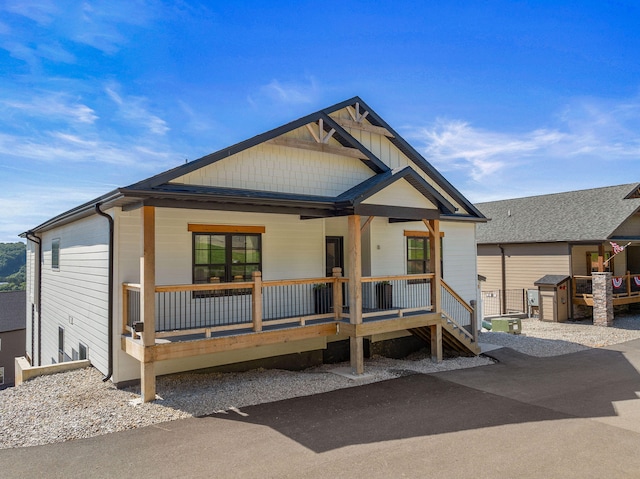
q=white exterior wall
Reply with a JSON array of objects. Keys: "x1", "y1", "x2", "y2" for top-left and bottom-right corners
[
  {"x1": 172, "y1": 139, "x2": 373, "y2": 197},
  {"x1": 367, "y1": 218, "x2": 477, "y2": 304},
  {"x1": 38, "y1": 214, "x2": 110, "y2": 374},
  {"x1": 117, "y1": 208, "x2": 326, "y2": 285},
  {"x1": 362, "y1": 179, "x2": 438, "y2": 209},
  {"x1": 440, "y1": 221, "x2": 478, "y2": 303},
  {"x1": 25, "y1": 241, "x2": 36, "y2": 364}
]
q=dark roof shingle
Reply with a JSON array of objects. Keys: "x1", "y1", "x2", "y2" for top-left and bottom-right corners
[
  {"x1": 0, "y1": 291, "x2": 26, "y2": 333},
  {"x1": 476, "y1": 183, "x2": 640, "y2": 244}
]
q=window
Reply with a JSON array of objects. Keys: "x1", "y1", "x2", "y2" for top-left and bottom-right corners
[
  {"x1": 193, "y1": 233, "x2": 262, "y2": 286},
  {"x1": 52, "y1": 238, "x2": 60, "y2": 270},
  {"x1": 587, "y1": 252, "x2": 612, "y2": 273},
  {"x1": 79, "y1": 343, "x2": 87, "y2": 360},
  {"x1": 58, "y1": 326, "x2": 64, "y2": 363},
  {"x1": 407, "y1": 236, "x2": 430, "y2": 275},
  {"x1": 406, "y1": 236, "x2": 444, "y2": 278},
  {"x1": 0, "y1": 367, "x2": 4, "y2": 385}
]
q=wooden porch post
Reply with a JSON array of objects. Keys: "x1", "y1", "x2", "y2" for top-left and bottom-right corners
[
  {"x1": 428, "y1": 219, "x2": 442, "y2": 312},
  {"x1": 252, "y1": 271, "x2": 263, "y2": 332},
  {"x1": 348, "y1": 215, "x2": 364, "y2": 375},
  {"x1": 332, "y1": 267, "x2": 343, "y2": 321},
  {"x1": 427, "y1": 219, "x2": 443, "y2": 363},
  {"x1": 597, "y1": 243, "x2": 605, "y2": 272},
  {"x1": 430, "y1": 323, "x2": 442, "y2": 362},
  {"x1": 140, "y1": 206, "x2": 156, "y2": 402}
]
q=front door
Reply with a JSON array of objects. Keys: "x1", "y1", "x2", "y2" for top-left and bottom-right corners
[{"x1": 325, "y1": 236, "x2": 344, "y2": 277}]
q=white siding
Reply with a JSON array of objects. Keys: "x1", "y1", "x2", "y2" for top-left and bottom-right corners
[
  {"x1": 172, "y1": 137, "x2": 373, "y2": 197},
  {"x1": 362, "y1": 179, "x2": 438, "y2": 209},
  {"x1": 441, "y1": 222, "x2": 478, "y2": 303},
  {"x1": 368, "y1": 218, "x2": 477, "y2": 303},
  {"x1": 25, "y1": 241, "x2": 36, "y2": 363},
  {"x1": 39, "y1": 214, "x2": 110, "y2": 374},
  {"x1": 330, "y1": 110, "x2": 469, "y2": 215}
]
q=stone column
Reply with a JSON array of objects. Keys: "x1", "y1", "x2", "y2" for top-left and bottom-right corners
[{"x1": 592, "y1": 272, "x2": 613, "y2": 327}]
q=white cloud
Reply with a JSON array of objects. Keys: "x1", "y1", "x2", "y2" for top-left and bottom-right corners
[
  {"x1": 0, "y1": 20, "x2": 11, "y2": 35},
  {"x1": 0, "y1": 130, "x2": 175, "y2": 169},
  {"x1": 410, "y1": 120, "x2": 565, "y2": 181},
  {"x1": 408, "y1": 95, "x2": 640, "y2": 185},
  {"x1": 2, "y1": 0, "x2": 58, "y2": 25},
  {"x1": 249, "y1": 77, "x2": 321, "y2": 108},
  {"x1": 105, "y1": 85, "x2": 170, "y2": 135},
  {"x1": 0, "y1": 183, "x2": 109, "y2": 242},
  {"x1": 2, "y1": 92, "x2": 97, "y2": 124},
  {"x1": 1, "y1": 0, "x2": 160, "y2": 62}
]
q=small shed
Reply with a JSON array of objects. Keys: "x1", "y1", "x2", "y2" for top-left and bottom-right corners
[{"x1": 534, "y1": 275, "x2": 571, "y2": 323}]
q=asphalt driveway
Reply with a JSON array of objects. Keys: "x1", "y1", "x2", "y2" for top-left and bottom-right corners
[{"x1": 3, "y1": 340, "x2": 640, "y2": 478}]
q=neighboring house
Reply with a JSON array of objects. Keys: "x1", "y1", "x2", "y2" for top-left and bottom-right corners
[
  {"x1": 476, "y1": 183, "x2": 640, "y2": 318},
  {"x1": 22, "y1": 97, "x2": 486, "y2": 401},
  {"x1": 0, "y1": 291, "x2": 26, "y2": 389}
]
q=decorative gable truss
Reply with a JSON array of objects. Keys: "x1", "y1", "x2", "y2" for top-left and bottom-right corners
[{"x1": 120, "y1": 97, "x2": 483, "y2": 223}]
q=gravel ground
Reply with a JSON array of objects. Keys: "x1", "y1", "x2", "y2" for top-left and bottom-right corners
[{"x1": 2, "y1": 312, "x2": 640, "y2": 450}]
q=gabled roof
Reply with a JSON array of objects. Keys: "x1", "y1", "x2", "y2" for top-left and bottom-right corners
[
  {"x1": 23, "y1": 96, "x2": 485, "y2": 236},
  {"x1": 0, "y1": 291, "x2": 26, "y2": 333},
  {"x1": 119, "y1": 166, "x2": 457, "y2": 221},
  {"x1": 476, "y1": 183, "x2": 640, "y2": 244}
]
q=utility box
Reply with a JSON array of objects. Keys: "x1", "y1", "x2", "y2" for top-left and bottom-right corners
[
  {"x1": 534, "y1": 275, "x2": 571, "y2": 322},
  {"x1": 491, "y1": 317, "x2": 522, "y2": 334},
  {"x1": 527, "y1": 289, "x2": 539, "y2": 318}
]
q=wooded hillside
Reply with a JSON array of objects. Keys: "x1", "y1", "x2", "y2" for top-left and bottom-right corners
[{"x1": 0, "y1": 242, "x2": 26, "y2": 291}]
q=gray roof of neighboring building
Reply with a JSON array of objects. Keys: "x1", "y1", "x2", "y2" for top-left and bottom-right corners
[
  {"x1": 534, "y1": 275, "x2": 571, "y2": 287},
  {"x1": 0, "y1": 291, "x2": 26, "y2": 333},
  {"x1": 475, "y1": 183, "x2": 640, "y2": 244}
]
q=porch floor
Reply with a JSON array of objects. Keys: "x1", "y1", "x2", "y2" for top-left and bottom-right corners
[{"x1": 141, "y1": 308, "x2": 437, "y2": 344}]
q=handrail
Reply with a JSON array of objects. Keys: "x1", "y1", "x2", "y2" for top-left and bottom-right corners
[
  {"x1": 122, "y1": 273, "x2": 466, "y2": 338},
  {"x1": 441, "y1": 280, "x2": 473, "y2": 314},
  {"x1": 155, "y1": 282, "x2": 254, "y2": 293},
  {"x1": 440, "y1": 279, "x2": 476, "y2": 342},
  {"x1": 263, "y1": 277, "x2": 338, "y2": 288},
  {"x1": 361, "y1": 273, "x2": 434, "y2": 283},
  {"x1": 441, "y1": 310, "x2": 475, "y2": 342},
  {"x1": 571, "y1": 273, "x2": 640, "y2": 299}
]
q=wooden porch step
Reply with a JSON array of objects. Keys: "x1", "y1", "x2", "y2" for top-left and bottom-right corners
[{"x1": 409, "y1": 318, "x2": 480, "y2": 357}]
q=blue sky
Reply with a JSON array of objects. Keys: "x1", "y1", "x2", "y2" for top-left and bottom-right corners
[{"x1": 1, "y1": 0, "x2": 640, "y2": 242}]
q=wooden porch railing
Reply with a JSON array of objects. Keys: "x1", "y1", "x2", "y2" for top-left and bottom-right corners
[
  {"x1": 122, "y1": 272, "x2": 447, "y2": 339},
  {"x1": 122, "y1": 272, "x2": 480, "y2": 348},
  {"x1": 572, "y1": 273, "x2": 640, "y2": 304},
  {"x1": 441, "y1": 280, "x2": 476, "y2": 342}
]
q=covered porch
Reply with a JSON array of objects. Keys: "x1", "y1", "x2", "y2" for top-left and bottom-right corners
[
  {"x1": 572, "y1": 272, "x2": 640, "y2": 307},
  {"x1": 571, "y1": 241, "x2": 640, "y2": 308},
  {"x1": 122, "y1": 205, "x2": 478, "y2": 402}
]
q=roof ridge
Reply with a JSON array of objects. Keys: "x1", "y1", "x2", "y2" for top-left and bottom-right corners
[{"x1": 476, "y1": 182, "x2": 640, "y2": 205}]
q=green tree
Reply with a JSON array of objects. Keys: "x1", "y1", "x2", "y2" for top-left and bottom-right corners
[{"x1": 0, "y1": 242, "x2": 26, "y2": 291}]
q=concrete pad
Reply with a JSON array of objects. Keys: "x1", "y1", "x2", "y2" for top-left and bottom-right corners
[
  {"x1": 478, "y1": 342, "x2": 504, "y2": 353},
  {"x1": 327, "y1": 366, "x2": 375, "y2": 380}
]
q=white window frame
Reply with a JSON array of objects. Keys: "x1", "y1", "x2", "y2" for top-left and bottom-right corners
[{"x1": 52, "y1": 238, "x2": 61, "y2": 270}]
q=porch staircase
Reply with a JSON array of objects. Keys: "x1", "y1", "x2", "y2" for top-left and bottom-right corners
[
  {"x1": 409, "y1": 318, "x2": 480, "y2": 357},
  {"x1": 408, "y1": 280, "x2": 481, "y2": 356}
]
